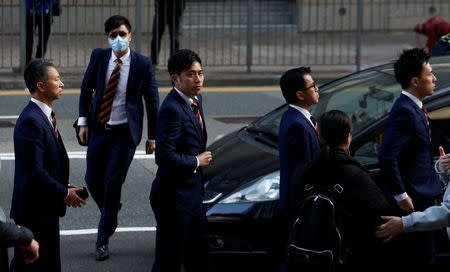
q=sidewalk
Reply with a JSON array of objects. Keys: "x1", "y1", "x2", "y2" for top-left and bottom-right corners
[{"x1": 0, "y1": 31, "x2": 426, "y2": 90}]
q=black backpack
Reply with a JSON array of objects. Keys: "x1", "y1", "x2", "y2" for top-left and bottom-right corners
[{"x1": 286, "y1": 183, "x2": 351, "y2": 272}]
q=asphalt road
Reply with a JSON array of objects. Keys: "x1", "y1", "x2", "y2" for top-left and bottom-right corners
[{"x1": 0, "y1": 87, "x2": 284, "y2": 271}]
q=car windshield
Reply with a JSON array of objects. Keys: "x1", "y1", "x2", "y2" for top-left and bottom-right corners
[{"x1": 247, "y1": 67, "x2": 401, "y2": 139}]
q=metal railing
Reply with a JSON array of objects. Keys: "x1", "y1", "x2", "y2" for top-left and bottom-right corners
[{"x1": 0, "y1": 0, "x2": 449, "y2": 73}]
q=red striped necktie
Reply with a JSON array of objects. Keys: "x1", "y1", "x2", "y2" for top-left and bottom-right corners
[
  {"x1": 422, "y1": 105, "x2": 432, "y2": 142},
  {"x1": 51, "y1": 110, "x2": 58, "y2": 138},
  {"x1": 191, "y1": 98, "x2": 204, "y2": 131},
  {"x1": 310, "y1": 115, "x2": 321, "y2": 142},
  {"x1": 99, "y1": 58, "x2": 121, "y2": 124}
]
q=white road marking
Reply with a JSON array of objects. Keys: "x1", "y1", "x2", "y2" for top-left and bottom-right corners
[
  {"x1": 60, "y1": 227, "x2": 156, "y2": 236},
  {"x1": 0, "y1": 115, "x2": 19, "y2": 119},
  {"x1": 0, "y1": 151, "x2": 154, "y2": 160}
]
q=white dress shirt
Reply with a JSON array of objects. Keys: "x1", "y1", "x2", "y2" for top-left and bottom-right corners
[
  {"x1": 289, "y1": 104, "x2": 315, "y2": 129},
  {"x1": 31, "y1": 98, "x2": 54, "y2": 127}
]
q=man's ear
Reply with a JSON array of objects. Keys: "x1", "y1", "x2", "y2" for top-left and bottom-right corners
[
  {"x1": 410, "y1": 76, "x2": 420, "y2": 88},
  {"x1": 170, "y1": 74, "x2": 178, "y2": 86},
  {"x1": 296, "y1": 91, "x2": 304, "y2": 101},
  {"x1": 36, "y1": 81, "x2": 46, "y2": 93}
]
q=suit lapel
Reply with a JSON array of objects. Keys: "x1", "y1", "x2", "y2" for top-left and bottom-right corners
[
  {"x1": 289, "y1": 107, "x2": 317, "y2": 136},
  {"x1": 99, "y1": 49, "x2": 111, "y2": 94},
  {"x1": 401, "y1": 94, "x2": 429, "y2": 137},
  {"x1": 171, "y1": 90, "x2": 204, "y2": 140},
  {"x1": 197, "y1": 95, "x2": 207, "y2": 145},
  {"x1": 126, "y1": 50, "x2": 136, "y2": 95},
  {"x1": 30, "y1": 102, "x2": 61, "y2": 149}
]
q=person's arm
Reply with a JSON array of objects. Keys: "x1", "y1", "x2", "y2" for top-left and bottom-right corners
[
  {"x1": 0, "y1": 221, "x2": 33, "y2": 248},
  {"x1": 376, "y1": 184, "x2": 450, "y2": 243},
  {"x1": 143, "y1": 57, "x2": 159, "y2": 154},
  {"x1": 78, "y1": 49, "x2": 102, "y2": 144},
  {"x1": 378, "y1": 109, "x2": 414, "y2": 213}
]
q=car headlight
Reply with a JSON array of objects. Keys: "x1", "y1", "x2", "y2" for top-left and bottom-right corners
[{"x1": 219, "y1": 171, "x2": 280, "y2": 204}]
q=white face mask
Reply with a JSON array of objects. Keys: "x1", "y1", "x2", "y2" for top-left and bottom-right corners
[{"x1": 109, "y1": 36, "x2": 129, "y2": 53}]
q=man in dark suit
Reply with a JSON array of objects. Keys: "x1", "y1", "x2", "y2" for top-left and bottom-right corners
[
  {"x1": 77, "y1": 15, "x2": 159, "y2": 261},
  {"x1": 150, "y1": 49, "x2": 212, "y2": 272},
  {"x1": 151, "y1": 0, "x2": 185, "y2": 69},
  {"x1": 378, "y1": 48, "x2": 442, "y2": 267},
  {"x1": 10, "y1": 59, "x2": 86, "y2": 272},
  {"x1": 277, "y1": 67, "x2": 321, "y2": 271},
  {"x1": 278, "y1": 66, "x2": 321, "y2": 213}
]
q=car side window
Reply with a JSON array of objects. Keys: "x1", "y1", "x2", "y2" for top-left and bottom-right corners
[
  {"x1": 429, "y1": 106, "x2": 450, "y2": 156},
  {"x1": 353, "y1": 130, "x2": 384, "y2": 165},
  {"x1": 311, "y1": 70, "x2": 401, "y2": 135},
  {"x1": 353, "y1": 106, "x2": 450, "y2": 165}
]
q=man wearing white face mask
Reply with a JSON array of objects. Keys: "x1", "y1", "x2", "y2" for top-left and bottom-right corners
[{"x1": 78, "y1": 15, "x2": 159, "y2": 261}]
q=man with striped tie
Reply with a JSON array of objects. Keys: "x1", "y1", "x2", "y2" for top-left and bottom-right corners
[
  {"x1": 378, "y1": 48, "x2": 442, "y2": 268},
  {"x1": 11, "y1": 59, "x2": 86, "y2": 272},
  {"x1": 150, "y1": 49, "x2": 212, "y2": 272},
  {"x1": 77, "y1": 15, "x2": 159, "y2": 261}
]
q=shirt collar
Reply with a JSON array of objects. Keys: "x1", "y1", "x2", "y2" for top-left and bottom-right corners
[
  {"x1": 402, "y1": 90, "x2": 423, "y2": 109},
  {"x1": 174, "y1": 87, "x2": 198, "y2": 105},
  {"x1": 31, "y1": 97, "x2": 52, "y2": 118},
  {"x1": 289, "y1": 104, "x2": 312, "y2": 120},
  {"x1": 110, "y1": 49, "x2": 131, "y2": 64}
]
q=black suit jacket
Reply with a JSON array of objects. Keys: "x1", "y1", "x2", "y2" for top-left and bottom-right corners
[
  {"x1": 150, "y1": 89, "x2": 207, "y2": 216},
  {"x1": 79, "y1": 48, "x2": 159, "y2": 146},
  {"x1": 379, "y1": 94, "x2": 441, "y2": 207},
  {"x1": 11, "y1": 102, "x2": 69, "y2": 225}
]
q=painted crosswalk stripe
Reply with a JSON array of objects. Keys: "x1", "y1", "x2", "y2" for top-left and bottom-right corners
[
  {"x1": 60, "y1": 227, "x2": 156, "y2": 236},
  {"x1": 0, "y1": 151, "x2": 154, "y2": 160}
]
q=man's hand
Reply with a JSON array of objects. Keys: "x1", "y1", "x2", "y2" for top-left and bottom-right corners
[
  {"x1": 438, "y1": 146, "x2": 450, "y2": 172},
  {"x1": 64, "y1": 187, "x2": 87, "y2": 207},
  {"x1": 196, "y1": 151, "x2": 212, "y2": 167},
  {"x1": 146, "y1": 141, "x2": 156, "y2": 154},
  {"x1": 375, "y1": 216, "x2": 404, "y2": 243},
  {"x1": 20, "y1": 238, "x2": 39, "y2": 264},
  {"x1": 397, "y1": 197, "x2": 414, "y2": 214},
  {"x1": 79, "y1": 126, "x2": 89, "y2": 145}
]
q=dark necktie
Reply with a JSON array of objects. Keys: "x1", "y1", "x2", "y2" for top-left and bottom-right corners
[
  {"x1": 310, "y1": 115, "x2": 321, "y2": 142},
  {"x1": 99, "y1": 59, "x2": 122, "y2": 124},
  {"x1": 191, "y1": 98, "x2": 204, "y2": 131},
  {"x1": 422, "y1": 105, "x2": 432, "y2": 142},
  {"x1": 51, "y1": 110, "x2": 58, "y2": 138}
]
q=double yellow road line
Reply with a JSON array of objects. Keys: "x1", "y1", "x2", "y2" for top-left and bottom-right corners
[{"x1": 0, "y1": 86, "x2": 280, "y2": 96}]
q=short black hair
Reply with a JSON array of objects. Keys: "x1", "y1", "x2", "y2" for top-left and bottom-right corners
[
  {"x1": 394, "y1": 48, "x2": 430, "y2": 89},
  {"x1": 280, "y1": 67, "x2": 311, "y2": 104},
  {"x1": 319, "y1": 110, "x2": 352, "y2": 148},
  {"x1": 24, "y1": 58, "x2": 55, "y2": 94},
  {"x1": 167, "y1": 49, "x2": 202, "y2": 76},
  {"x1": 104, "y1": 15, "x2": 132, "y2": 35}
]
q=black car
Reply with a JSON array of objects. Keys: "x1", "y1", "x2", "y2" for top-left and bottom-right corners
[{"x1": 202, "y1": 56, "x2": 450, "y2": 267}]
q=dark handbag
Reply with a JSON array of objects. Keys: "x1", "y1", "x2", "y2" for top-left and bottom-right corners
[
  {"x1": 52, "y1": 1, "x2": 62, "y2": 16},
  {"x1": 73, "y1": 119, "x2": 88, "y2": 146}
]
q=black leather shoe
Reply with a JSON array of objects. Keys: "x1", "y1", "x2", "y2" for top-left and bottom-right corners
[{"x1": 95, "y1": 244, "x2": 109, "y2": 261}]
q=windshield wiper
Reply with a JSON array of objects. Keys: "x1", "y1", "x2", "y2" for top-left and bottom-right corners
[{"x1": 246, "y1": 126, "x2": 278, "y2": 146}]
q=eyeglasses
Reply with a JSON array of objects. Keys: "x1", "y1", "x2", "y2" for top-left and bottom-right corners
[
  {"x1": 109, "y1": 31, "x2": 128, "y2": 39},
  {"x1": 299, "y1": 83, "x2": 317, "y2": 92}
]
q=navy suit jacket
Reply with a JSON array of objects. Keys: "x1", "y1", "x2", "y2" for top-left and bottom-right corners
[
  {"x1": 79, "y1": 48, "x2": 159, "y2": 146},
  {"x1": 150, "y1": 89, "x2": 207, "y2": 216},
  {"x1": 379, "y1": 94, "x2": 441, "y2": 207},
  {"x1": 11, "y1": 102, "x2": 69, "y2": 225},
  {"x1": 278, "y1": 106, "x2": 320, "y2": 211}
]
